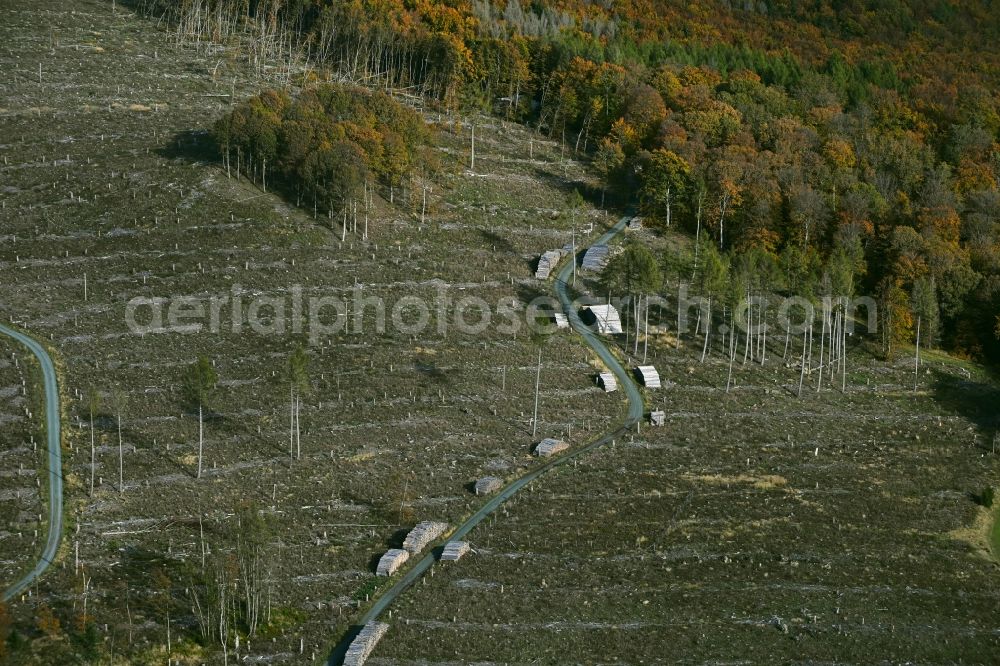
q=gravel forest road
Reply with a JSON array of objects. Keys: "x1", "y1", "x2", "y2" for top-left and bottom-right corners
[
  {"x1": 0, "y1": 323, "x2": 63, "y2": 602},
  {"x1": 328, "y1": 215, "x2": 644, "y2": 663}
]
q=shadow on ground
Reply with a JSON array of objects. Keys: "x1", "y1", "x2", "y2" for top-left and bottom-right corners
[{"x1": 930, "y1": 368, "x2": 1000, "y2": 452}]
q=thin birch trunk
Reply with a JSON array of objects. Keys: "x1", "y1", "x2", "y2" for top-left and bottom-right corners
[
  {"x1": 701, "y1": 299, "x2": 711, "y2": 363},
  {"x1": 117, "y1": 411, "x2": 124, "y2": 494},
  {"x1": 89, "y1": 410, "x2": 95, "y2": 496},
  {"x1": 797, "y1": 326, "x2": 808, "y2": 397},
  {"x1": 197, "y1": 403, "x2": 204, "y2": 479}
]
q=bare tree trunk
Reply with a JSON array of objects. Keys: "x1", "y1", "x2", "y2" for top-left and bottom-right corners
[
  {"x1": 830, "y1": 310, "x2": 840, "y2": 384},
  {"x1": 806, "y1": 317, "x2": 814, "y2": 373},
  {"x1": 797, "y1": 325, "x2": 808, "y2": 397},
  {"x1": 817, "y1": 304, "x2": 826, "y2": 393},
  {"x1": 841, "y1": 311, "x2": 848, "y2": 392},
  {"x1": 199, "y1": 512, "x2": 206, "y2": 571},
  {"x1": 532, "y1": 350, "x2": 542, "y2": 437},
  {"x1": 117, "y1": 410, "x2": 124, "y2": 494},
  {"x1": 676, "y1": 283, "x2": 683, "y2": 349},
  {"x1": 625, "y1": 296, "x2": 631, "y2": 351},
  {"x1": 89, "y1": 409, "x2": 95, "y2": 496},
  {"x1": 219, "y1": 582, "x2": 228, "y2": 666},
  {"x1": 125, "y1": 591, "x2": 132, "y2": 645},
  {"x1": 643, "y1": 297, "x2": 649, "y2": 363},
  {"x1": 665, "y1": 186, "x2": 671, "y2": 227},
  {"x1": 914, "y1": 315, "x2": 921, "y2": 392},
  {"x1": 700, "y1": 299, "x2": 711, "y2": 363},
  {"x1": 726, "y1": 315, "x2": 736, "y2": 393},
  {"x1": 691, "y1": 191, "x2": 704, "y2": 280},
  {"x1": 782, "y1": 316, "x2": 790, "y2": 361},
  {"x1": 197, "y1": 403, "x2": 204, "y2": 479},
  {"x1": 634, "y1": 295, "x2": 640, "y2": 355},
  {"x1": 571, "y1": 227, "x2": 576, "y2": 287},
  {"x1": 742, "y1": 294, "x2": 752, "y2": 365},
  {"x1": 757, "y1": 308, "x2": 767, "y2": 365}
]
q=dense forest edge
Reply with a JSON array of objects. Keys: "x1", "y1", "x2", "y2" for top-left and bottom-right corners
[{"x1": 134, "y1": 0, "x2": 1000, "y2": 365}]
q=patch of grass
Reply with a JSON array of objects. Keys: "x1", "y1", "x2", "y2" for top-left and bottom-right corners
[
  {"x1": 257, "y1": 607, "x2": 309, "y2": 640},
  {"x1": 352, "y1": 576, "x2": 382, "y2": 602}
]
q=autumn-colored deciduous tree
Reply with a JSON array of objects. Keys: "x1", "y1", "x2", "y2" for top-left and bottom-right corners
[
  {"x1": 787, "y1": 182, "x2": 828, "y2": 248},
  {"x1": 35, "y1": 603, "x2": 61, "y2": 637},
  {"x1": 214, "y1": 84, "x2": 429, "y2": 220},
  {"x1": 624, "y1": 84, "x2": 667, "y2": 142},
  {"x1": 638, "y1": 148, "x2": 691, "y2": 226},
  {"x1": 879, "y1": 279, "x2": 913, "y2": 360},
  {"x1": 594, "y1": 137, "x2": 625, "y2": 205},
  {"x1": 607, "y1": 117, "x2": 640, "y2": 155},
  {"x1": 912, "y1": 276, "x2": 940, "y2": 348},
  {"x1": 823, "y1": 137, "x2": 856, "y2": 172},
  {"x1": 889, "y1": 226, "x2": 929, "y2": 288}
]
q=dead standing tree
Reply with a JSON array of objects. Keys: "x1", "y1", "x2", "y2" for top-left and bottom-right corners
[
  {"x1": 111, "y1": 387, "x2": 128, "y2": 494},
  {"x1": 287, "y1": 345, "x2": 309, "y2": 461},
  {"x1": 235, "y1": 504, "x2": 272, "y2": 636},
  {"x1": 183, "y1": 356, "x2": 218, "y2": 479},
  {"x1": 87, "y1": 389, "x2": 100, "y2": 497},
  {"x1": 189, "y1": 504, "x2": 274, "y2": 663}
]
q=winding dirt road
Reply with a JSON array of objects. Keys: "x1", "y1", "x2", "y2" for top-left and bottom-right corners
[
  {"x1": 0, "y1": 323, "x2": 63, "y2": 602},
  {"x1": 327, "y1": 215, "x2": 644, "y2": 663}
]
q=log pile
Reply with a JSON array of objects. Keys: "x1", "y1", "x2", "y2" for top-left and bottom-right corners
[
  {"x1": 635, "y1": 365, "x2": 661, "y2": 388},
  {"x1": 343, "y1": 622, "x2": 390, "y2": 666},
  {"x1": 474, "y1": 476, "x2": 502, "y2": 495},
  {"x1": 598, "y1": 371, "x2": 617, "y2": 392},
  {"x1": 535, "y1": 249, "x2": 564, "y2": 279},
  {"x1": 581, "y1": 244, "x2": 609, "y2": 271},
  {"x1": 440, "y1": 540, "x2": 470, "y2": 561},
  {"x1": 534, "y1": 438, "x2": 569, "y2": 457},
  {"x1": 584, "y1": 304, "x2": 623, "y2": 335},
  {"x1": 376, "y1": 548, "x2": 409, "y2": 576},
  {"x1": 403, "y1": 521, "x2": 448, "y2": 553}
]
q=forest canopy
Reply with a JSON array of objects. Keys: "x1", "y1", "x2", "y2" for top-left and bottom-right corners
[
  {"x1": 153, "y1": 0, "x2": 1000, "y2": 363},
  {"x1": 211, "y1": 84, "x2": 431, "y2": 215}
]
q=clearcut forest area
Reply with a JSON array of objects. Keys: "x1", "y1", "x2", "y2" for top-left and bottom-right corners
[{"x1": 0, "y1": 0, "x2": 998, "y2": 665}]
